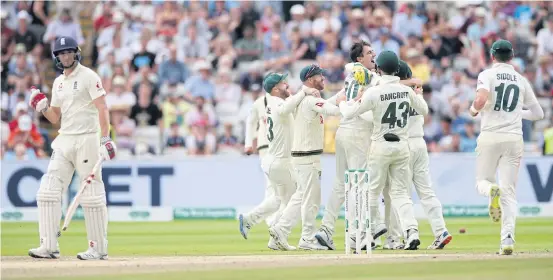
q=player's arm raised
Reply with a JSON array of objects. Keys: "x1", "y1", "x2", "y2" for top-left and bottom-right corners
[
  {"x1": 408, "y1": 86, "x2": 429, "y2": 116},
  {"x1": 305, "y1": 95, "x2": 341, "y2": 116},
  {"x1": 325, "y1": 88, "x2": 345, "y2": 106},
  {"x1": 521, "y1": 77, "x2": 544, "y2": 121},
  {"x1": 338, "y1": 87, "x2": 376, "y2": 119},
  {"x1": 470, "y1": 72, "x2": 490, "y2": 117},
  {"x1": 274, "y1": 90, "x2": 306, "y2": 116},
  {"x1": 29, "y1": 86, "x2": 61, "y2": 124}
]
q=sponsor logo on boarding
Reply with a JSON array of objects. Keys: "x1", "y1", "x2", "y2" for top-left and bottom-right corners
[{"x1": 1, "y1": 211, "x2": 23, "y2": 221}]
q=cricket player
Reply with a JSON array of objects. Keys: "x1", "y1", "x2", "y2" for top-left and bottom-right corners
[
  {"x1": 469, "y1": 39, "x2": 544, "y2": 255},
  {"x1": 28, "y1": 37, "x2": 116, "y2": 260},
  {"x1": 395, "y1": 60, "x2": 452, "y2": 249},
  {"x1": 239, "y1": 73, "x2": 311, "y2": 250},
  {"x1": 315, "y1": 41, "x2": 387, "y2": 251},
  {"x1": 244, "y1": 87, "x2": 276, "y2": 228},
  {"x1": 339, "y1": 51, "x2": 429, "y2": 250},
  {"x1": 269, "y1": 64, "x2": 342, "y2": 250}
]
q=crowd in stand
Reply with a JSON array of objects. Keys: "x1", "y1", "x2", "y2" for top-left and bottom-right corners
[{"x1": 1, "y1": 1, "x2": 552, "y2": 160}]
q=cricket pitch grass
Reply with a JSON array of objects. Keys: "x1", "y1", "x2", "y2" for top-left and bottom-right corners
[{"x1": 2, "y1": 218, "x2": 552, "y2": 280}]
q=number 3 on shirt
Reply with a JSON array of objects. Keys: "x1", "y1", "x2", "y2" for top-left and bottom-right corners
[
  {"x1": 267, "y1": 117, "x2": 274, "y2": 142},
  {"x1": 381, "y1": 101, "x2": 410, "y2": 129},
  {"x1": 494, "y1": 83, "x2": 519, "y2": 112}
]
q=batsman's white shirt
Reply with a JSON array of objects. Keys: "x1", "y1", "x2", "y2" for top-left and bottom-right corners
[
  {"x1": 51, "y1": 63, "x2": 106, "y2": 135},
  {"x1": 245, "y1": 95, "x2": 270, "y2": 151}
]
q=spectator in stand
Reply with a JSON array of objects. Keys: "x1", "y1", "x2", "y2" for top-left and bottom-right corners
[
  {"x1": 218, "y1": 122, "x2": 240, "y2": 150},
  {"x1": 6, "y1": 109, "x2": 44, "y2": 156},
  {"x1": 289, "y1": 27, "x2": 319, "y2": 61},
  {"x1": 286, "y1": 5, "x2": 311, "y2": 37},
  {"x1": 158, "y1": 44, "x2": 189, "y2": 87},
  {"x1": 401, "y1": 33, "x2": 423, "y2": 59},
  {"x1": 110, "y1": 108, "x2": 136, "y2": 150},
  {"x1": 405, "y1": 48, "x2": 430, "y2": 83},
  {"x1": 536, "y1": 13, "x2": 553, "y2": 57},
  {"x1": 129, "y1": 83, "x2": 163, "y2": 127},
  {"x1": 458, "y1": 120, "x2": 478, "y2": 153},
  {"x1": 536, "y1": 55, "x2": 553, "y2": 97},
  {"x1": 467, "y1": 7, "x2": 495, "y2": 49},
  {"x1": 131, "y1": 30, "x2": 157, "y2": 72},
  {"x1": 235, "y1": 25, "x2": 263, "y2": 63},
  {"x1": 185, "y1": 96, "x2": 217, "y2": 156},
  {"x1": 178, "y1": 6, "x2": 210, "y2": 42},
  {"x1": 214, "y1": 68, "x2": 242, "y2": 120},
  {"x1": 166, "y1": 122, "x2": 186, "y2": 148},
  {"x1": 373, "y1": 27, "x2": 400, "y2": 55},
  {"x1": 263, "y1": 33, "x2": 289, "y2": 71},
  {"x1": 96, "y1": 11, "x2": 134, "y2": 56},
  {"x1": 392, "y1": 3, "x2": 424, "y2": 41},
  {"x1": 93, "y1": 2, "x2": 114, "y2": 32},
  {"x1": 161, "y1": 90, "x2": 191, "y2": 132},
  {"x1": 156, "y1": 1, "x2": 181, "y2": 37},
  {"x1": 106, "y1": 76, "x2": 136, "y2": 112},
  {"x1": 43, "y1": 8, "x2": 84, "y2": 49},
  {"x1": 429, "y1": 116, "x2": 458, "y2": 153},
  {"x1": 442, "y1": 69, "x2": 472, "y2": 110},
  {"x1": 183, "y1": 61, "x2": 215, "y2": 103},
  {"x1": 424, "y1": 34, "x2": 450, "y2": 63},
  {"x1": 178, "y1": 25, "x2": 210, "y2": 64},
  {"x1": 312, "y1": 5, "x2": 342, "y2": 37},
  {"x1": 14, "y1": 11, "x2": 38, "y2": 53}
]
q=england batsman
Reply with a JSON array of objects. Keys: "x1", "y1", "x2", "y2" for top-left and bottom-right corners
[
  {"x1": 469, "y1": 39, "x2": 544, "y2": 255},
  {"x1": 270, "y1": 64, "x2": 342, "y2": 250},
  {"x1": 239, "y1": 73, "x2": 311, "y2": 250},
  {"x1": 244, "y1": 85, "x2": 276, "y2": 228},
  {"x1": 396, "y1": 60, "x2": 452, "y2": 249},
  {"x1": 315, "y1": 41, "x2": 387, "y2": 251},
  {"x1": 339, "y1": 51, "x2": 428, "y2": 250},
  {"x1": 28, "y1": 37, "x2": 116, "y2": 260}
]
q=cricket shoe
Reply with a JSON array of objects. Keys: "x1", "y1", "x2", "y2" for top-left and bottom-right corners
[
  {"x1": 28, "y1": 246, "x2": 60, "y2": 259},
  {"x1": 314, "y1": 227, "x2": 336, "y2": 250},
  {"x1": 298, "y1": 238, "x2": 328, "y2": 250},
  {"x1": 383, "y1": 237, "x2": 405, "y2": 250},
  {"x1": 268, "y1": 237, "x2": 279, "y2": 250},
  {"x1": 348, "y1": 232, "x2": 370, "y2": 251},
  {"x1": 238, "y1": 214, "x2": 252, "y2": 240},
  {"x1": 499, "y1": 234, "x2": 515, "y2": 255},
  {"x1": 489, "y1": 185, "x2": 502, "y2": 222},
  {"x1": 372, "y1": 224, "x2": 388, "y2": 240},
  {"x1": 77, "y1": 242, "x2": 108, "y2": 260},
  {"x1": 404, "y1": 229, "x2": 421, "y2": 250},
  {"x1": 427, "y1": 231, "x2": 452, "y2": 249},
  {"x1": 268, "y1": 226, "x2": 296, "y2": 251}
]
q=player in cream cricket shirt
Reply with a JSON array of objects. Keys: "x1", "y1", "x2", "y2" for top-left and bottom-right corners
[
  {"x1": 269, "y1": 65, "x2": 342, "y2": 250},
  {"x1": 338, "y1": 51, "x2": 428, "y2": 250}
]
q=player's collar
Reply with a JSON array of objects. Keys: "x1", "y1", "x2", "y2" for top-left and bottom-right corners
[
  {"x1": 379, "y1": 75, "x2": 401, "y2": 84},
  {"x1": 63, "y1": 63, "x2": 82, "y2": 77},
  {"x1": 492, "y1": 63, "x2": 514, "y2": 69}
]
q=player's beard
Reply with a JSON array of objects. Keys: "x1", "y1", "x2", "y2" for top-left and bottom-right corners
[
  {"x1": 315, "y1": 78, "x2": 325, "y2": 90},
  {"x1": 280, "y1": 88, "x2": 291, "y2": 99}
]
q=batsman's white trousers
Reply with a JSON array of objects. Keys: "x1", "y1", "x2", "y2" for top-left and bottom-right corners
[
  {"x1": 36, "y1": 133, "x2": 108, "y2": 254},
  {"x1": 368, "y1": 141, "x2": 418, "y2": 238},
  {"x1": 408, "y1": 137, "x2": 447, "y2": 237},
  {"x1": 274, "y1": 154, "x2": 322, "y2": 242},
  {"x1": 320, "y1": 127, "x2": 372, "y2": 237},
  {"x1": 475, "y1": 132, "x2": 523, "y2": 240},
  {"x1": 258, "y1": 148, "x2": 277, "y2": 226},
  {"x1": 245, "y1": 156, "x2": 296, "y2": 226}
]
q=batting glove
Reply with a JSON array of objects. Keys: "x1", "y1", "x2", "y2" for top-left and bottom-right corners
[
  {"x1": 29, "y1": 86, "x2": 49, "y2": 113},
  {"x1": 100, "y1": 136, "x2": 117, "y2": 161}
]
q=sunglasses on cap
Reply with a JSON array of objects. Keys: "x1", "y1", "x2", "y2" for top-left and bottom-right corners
[{"x1": 305, "y1": 64, "x2": 322, "y2": 80}]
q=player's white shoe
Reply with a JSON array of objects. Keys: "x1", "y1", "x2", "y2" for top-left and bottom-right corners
[
  {"x1": 238, "y1": 214, "x2": 252, "y2": 240},
  {"x1": 404, "y1": 229, "x2": 421, "y2": 250},
  {"x1": 427, "y1": 231, "x2": 453, "y2": 249},
  {"x1": 489, "y1": 185, "x2": 502, "y2": 223},
  {"x1": 499, "y1": 234, "x2": 515, "y2": 255},
  {"x1": 268, "y1": 237, "x2": 279, "y2": 250},
  {"x1": 348, "y1": 232, "x2": 369, "y2": 251},
  {"x1": 77, "y1": 242, "x2": 108, "y2": 260},
  {"x1": 298, "y1": 238, "x2": 328, "y2": 250},
  {"x1": 268, "y1": 226, "x2": 296, "y2": 251},
  {"x1": 372, "y1": 224, "x2": 388, "y2": 240},
  {"x1": 28, "y1": 245, "x2": 60, "y2": 259},
  {"x1": 383, "y1": 237, "x2": 405, "y2": 250},
  {"x1": 314, "y1": 227, "x2": 336, "y2": 250}
]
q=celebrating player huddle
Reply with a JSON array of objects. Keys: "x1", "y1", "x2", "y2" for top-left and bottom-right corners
[{"x1": 241, "y1": 38, "x2": 543, "y2": 255}]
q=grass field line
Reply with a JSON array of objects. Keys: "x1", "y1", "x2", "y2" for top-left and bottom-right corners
[{"x1": 2, "y1": 252, "x2": 553, "y2": 279}]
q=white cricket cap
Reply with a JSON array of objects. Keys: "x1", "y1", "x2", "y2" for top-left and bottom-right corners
[
  {"x1": 18, "y1": 114, "x2": 32, "y2": 132},
  {"x1": 290, "y1": 4, "x2": 305, "y2": 15},
  {"x1": 352, "y1": 9, "x2": 364, "y2": 18},
  {"x1": 194, "y1": 60, "x2": 212, "y2": 72},
  {"x1": 112, "y1": 76, "x2": 126, "y2": 86},
  {"x1": 475, "y1": 7, "x2": 487, "y2": 17},
  {"x1": 113, "y1": 11, "x2": 125, "y2": 23},
  {"x1": 15, "y1": 102, "x2": 28, "y2": 113},
  {"x1": 17, "y1": 10, "x2": 30, "y2": 20}
]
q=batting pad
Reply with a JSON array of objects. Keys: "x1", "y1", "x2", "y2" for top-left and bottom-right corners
[
  {"x1": 81, "y1": 194, "x2": 108, "y2": 254},
  {"x1": 37, "y1": 175, "x2": 63, "y2": 252}
]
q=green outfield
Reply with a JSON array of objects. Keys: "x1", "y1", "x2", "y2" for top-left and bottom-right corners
[{"x1": 2, "y1": 218, "x2": 553, "y2": 280}]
